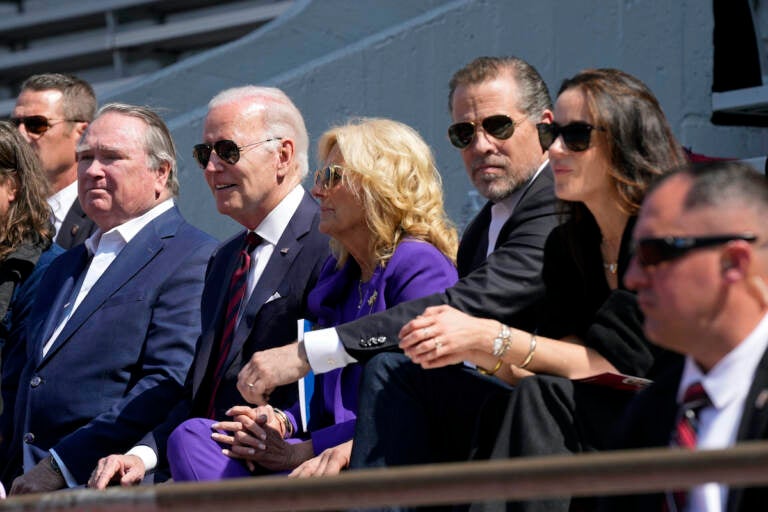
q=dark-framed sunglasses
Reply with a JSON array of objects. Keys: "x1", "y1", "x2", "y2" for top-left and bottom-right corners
[
  {"x1": 633, "y1": 234, "x2": 757, "y2": 267},
  {"x1": 192, "y1": 137, "x2": 282, "y2": 168},
  {"x1": 10, "y1": 115, "x2": 86, "y2": 136},
  {"x1": 448, "y1": 114, "x2": 520, "y2": 149},
  {"x1": 313, "y1": 164, "x2": 344, "y2": 190},
  {"x1": 536, "y1": 122, "x2": 604, "y2": 152}
]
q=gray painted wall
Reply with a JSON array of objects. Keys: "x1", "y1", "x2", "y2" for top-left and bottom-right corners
[{"x1": 102, "y1": 0, "x2": 768, "y2": 240}]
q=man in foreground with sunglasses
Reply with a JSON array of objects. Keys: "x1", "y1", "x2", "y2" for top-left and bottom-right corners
[
  {"x1": 12, "y1": 73, "x2": 98, "y2": 249},
  {"x1": 87, "y1": 86, "x2": 329, "y2": 488},
  {"x1": 601, "y1": 161, "x2": 768, "y2": 511},
  {"x1": 236, "y1": 56, "x2": 559, "y2": 459}
]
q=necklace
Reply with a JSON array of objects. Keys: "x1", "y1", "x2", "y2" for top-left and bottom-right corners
[
  {"x1": 356, "y1": 279, "x2": 378, "y2": 311},
  {"x1": 603, "y1": 262, "x2": 618, "y2": 275},
  {"x1": 357, "y1": 280, "x2": 364, "y2": 310}
]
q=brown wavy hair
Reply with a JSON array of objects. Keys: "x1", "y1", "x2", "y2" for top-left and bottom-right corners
[
  {"x1": 0, "y1": 121, "x2": 53, "y2": 259},
  {"x1": 557, "y1": 68, "x2": 687, "y2": 219}
]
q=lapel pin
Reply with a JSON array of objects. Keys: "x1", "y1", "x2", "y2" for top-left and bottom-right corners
[
  {"x1": 280, "y1": 247, "x2": 289, "y2": 254},
  {"x1": 755, "y1": 389, "x2": 768, "y2": 410}
]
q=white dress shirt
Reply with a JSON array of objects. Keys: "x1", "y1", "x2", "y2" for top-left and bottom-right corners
[
  {"x1": 678, "y1": 312, "x2": 768, "y2": 512},
  {"x1": 128, "y1": 185, "x2": 305, "y2": 472},
  {"x1": 303, "y1": 161, "x2": 549, "y2": 374},
  {"x1": 47, "y1": 181, "x2": 79, "y2": 240},
  {"x1": 486, "y1": 160, "x2": 547, "y2": 256},
  {"x1": 45, "y1": 199, "x2": 175, "y2": 487}
]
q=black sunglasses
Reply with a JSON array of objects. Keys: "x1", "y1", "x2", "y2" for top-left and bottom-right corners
[
  {"x1": 313, "y1": 164, "x2": 344, "y2": 190},
  {"x1": 448, "y1": 114, "x2": 520, "y2": 149},
  {"x1": 633, "y1": 234, "x2": 757, "y2": 267},
  {"x1": 192, "y1": 137, "x2": 282, "y2": 168},
  {"x1": 10, "y1": 115, "x2": 85, "y2": 136},
  {"x1": 537, "y1": 122, "x2": 604, "y2": 152}
]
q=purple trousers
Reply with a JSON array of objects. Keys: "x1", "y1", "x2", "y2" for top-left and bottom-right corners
[{"x1": 167, "y1": 418, "x2": 252, "y2": 481}]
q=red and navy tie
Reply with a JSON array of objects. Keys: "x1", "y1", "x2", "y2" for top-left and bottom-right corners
[
  {"x1": 665, "y1": 381, "x2": 710, "y2": 511},
  {"x1": 206, "y1": 232, "x2": 261, "y2": 418}
]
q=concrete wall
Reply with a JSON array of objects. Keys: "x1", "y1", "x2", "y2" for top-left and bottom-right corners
[{"x1": 102, "y1": 0, "x2": 768, "y2": 240}]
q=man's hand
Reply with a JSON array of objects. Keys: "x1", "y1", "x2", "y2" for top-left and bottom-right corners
[
  {"x1": 9, "y1": 456, "x2": 66, "y2": 495},
  {"x1": 237, "y1": 341, "x2": 311, "y2": 405},
  {"x1": 87, "y1": 454, "x2": 146, "y2": 489}
]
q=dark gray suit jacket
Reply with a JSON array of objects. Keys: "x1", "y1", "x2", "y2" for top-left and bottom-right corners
[
  {"x1": 602, "y1": 345, "x2": 768, "y2": 512},
  {"x1": 336, "y1": 165, "x2": 559, "y2": 359},
  {"x1": 55, "y1": 198, "x2": 97, "y2": 250}
]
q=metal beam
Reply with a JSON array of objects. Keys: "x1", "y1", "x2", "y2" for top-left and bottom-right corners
[{"x1": 3, "y1": 441, "x2": 768, "y2": 511}]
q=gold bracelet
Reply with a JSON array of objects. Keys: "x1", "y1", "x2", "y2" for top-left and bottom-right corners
[
  {"x1": 519, "y1": 334, "x2": 537, "y2": 369},
  {"x1": 478, "y1": 358, "x2": 504, "y2": 376},
  {"x1": 273, "y1": 407, "x2": 294, "y2": 439}
]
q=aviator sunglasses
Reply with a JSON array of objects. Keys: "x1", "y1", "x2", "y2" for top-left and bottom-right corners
[
  {"x1": 313, "y1": 164, "x2": 344, "y2": 190},
  {"x1": 10, "y1": 115, "x2": 86, "y2": 136},
  {"x1": 192, "y1": 137, "x2": 282, "y2": 168},
  {"x1": 537, "y1": 122, "x2": 604, "y2": 152},
  {"x1": 633, "y1": 234, "x2": 757, "y2": 267},
  {"x1": 448, "y1": 114, "x2": 520, "y2": 149}
]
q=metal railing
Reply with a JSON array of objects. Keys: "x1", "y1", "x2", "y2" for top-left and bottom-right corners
[{"x1": 3, "y1": 441, "x2": 768, "y2": 511}]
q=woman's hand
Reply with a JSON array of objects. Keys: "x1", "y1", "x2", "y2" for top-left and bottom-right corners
[
  {"x1": 288, "y1": 440, "x2": 353, "y2": 478},
  {"x1": 399, "y1": 305, "x2": 497, "y2": 368}
]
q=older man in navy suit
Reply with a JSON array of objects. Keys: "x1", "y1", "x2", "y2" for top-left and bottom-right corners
[
  {"x1": 3, "y1": 103, "x2": 217, "y2": 494},
  {"x1": 87, "y1": 86, "x2": 329, "y2": 488},
  {"x1": 602, "y1": 161, "x2": 768, "y2": 511}
]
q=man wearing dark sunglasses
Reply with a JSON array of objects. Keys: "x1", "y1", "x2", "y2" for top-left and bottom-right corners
[
  {"x1": 86, "y1": 86, "x2": 329, "y2": 489},
  {"x1": 236, "y1": 56, "x2": 559, "y2": 454},
  {"x1": 12, "y1": 73, "x2": 98, "y2": 249},
  {"x1": 601, "y1": 161, "x2": 768, "y2": 511}
]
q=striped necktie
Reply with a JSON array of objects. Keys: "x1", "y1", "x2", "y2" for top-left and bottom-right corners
[
  {"x1": 665, "y1": 381, "x2": 710, "y2": 511},
  {"x1": 206, "y1": 232, "x2": 261, "y2": 418}
]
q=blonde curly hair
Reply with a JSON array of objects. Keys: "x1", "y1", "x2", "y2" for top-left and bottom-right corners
[{"x1": 317, "y1": 118, "x2": 458, "y2": 269}]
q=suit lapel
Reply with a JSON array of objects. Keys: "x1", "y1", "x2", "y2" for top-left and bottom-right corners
[
  {"x1": 727, "y1": 344, "x2": 768, "y2": 512},
  {"x1": 457, "y1": 202, "x2": 491, "y2": 277},
  {"x1": 222, "y1": 193, "x2": 316, "y2": 373},
  {"x1": 32, "y1": 247, "x2": 91, "y2": 366},
  {"x1": 39, "y1": 208, "x2": 178, "y2": 365},
  {"x1": 499, "y1": 164, "x2": 554, "y2": 242}
]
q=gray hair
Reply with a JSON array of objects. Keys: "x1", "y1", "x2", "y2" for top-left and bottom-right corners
[
  {"x1": 209, "y1": 86, "x2": 309, "y2": 178},
  {"x1": 94, "y1": 103, "x2": 179, "y2": 196}
]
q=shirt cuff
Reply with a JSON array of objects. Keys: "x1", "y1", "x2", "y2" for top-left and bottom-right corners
[
  {"x1": 126, "y1": 445, "x2": 158, "y2": 472},
  {"x1": 49, "y1": 449, "x2": 78, "y2": 488},
  {"x1": 303, "y1": 327, "x2": 357, "y2": 374}
]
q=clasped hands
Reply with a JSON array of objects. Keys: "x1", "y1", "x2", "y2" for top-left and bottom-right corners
[{"x1": 213, "y1": 405, "x2": 351, "y2": 477}]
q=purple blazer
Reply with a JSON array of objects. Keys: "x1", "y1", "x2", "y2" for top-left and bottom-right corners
[{"x1": 285, "y1": 239, "x2": 458, "y2": 454}]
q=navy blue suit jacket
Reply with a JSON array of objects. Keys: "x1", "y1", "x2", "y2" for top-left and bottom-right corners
[
  {"x1": 139, "y1": 191, "x2": 329, "y2": 471},
  {"x1": 1, "y1": 206, "x2": 217, "y2": 485}
]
